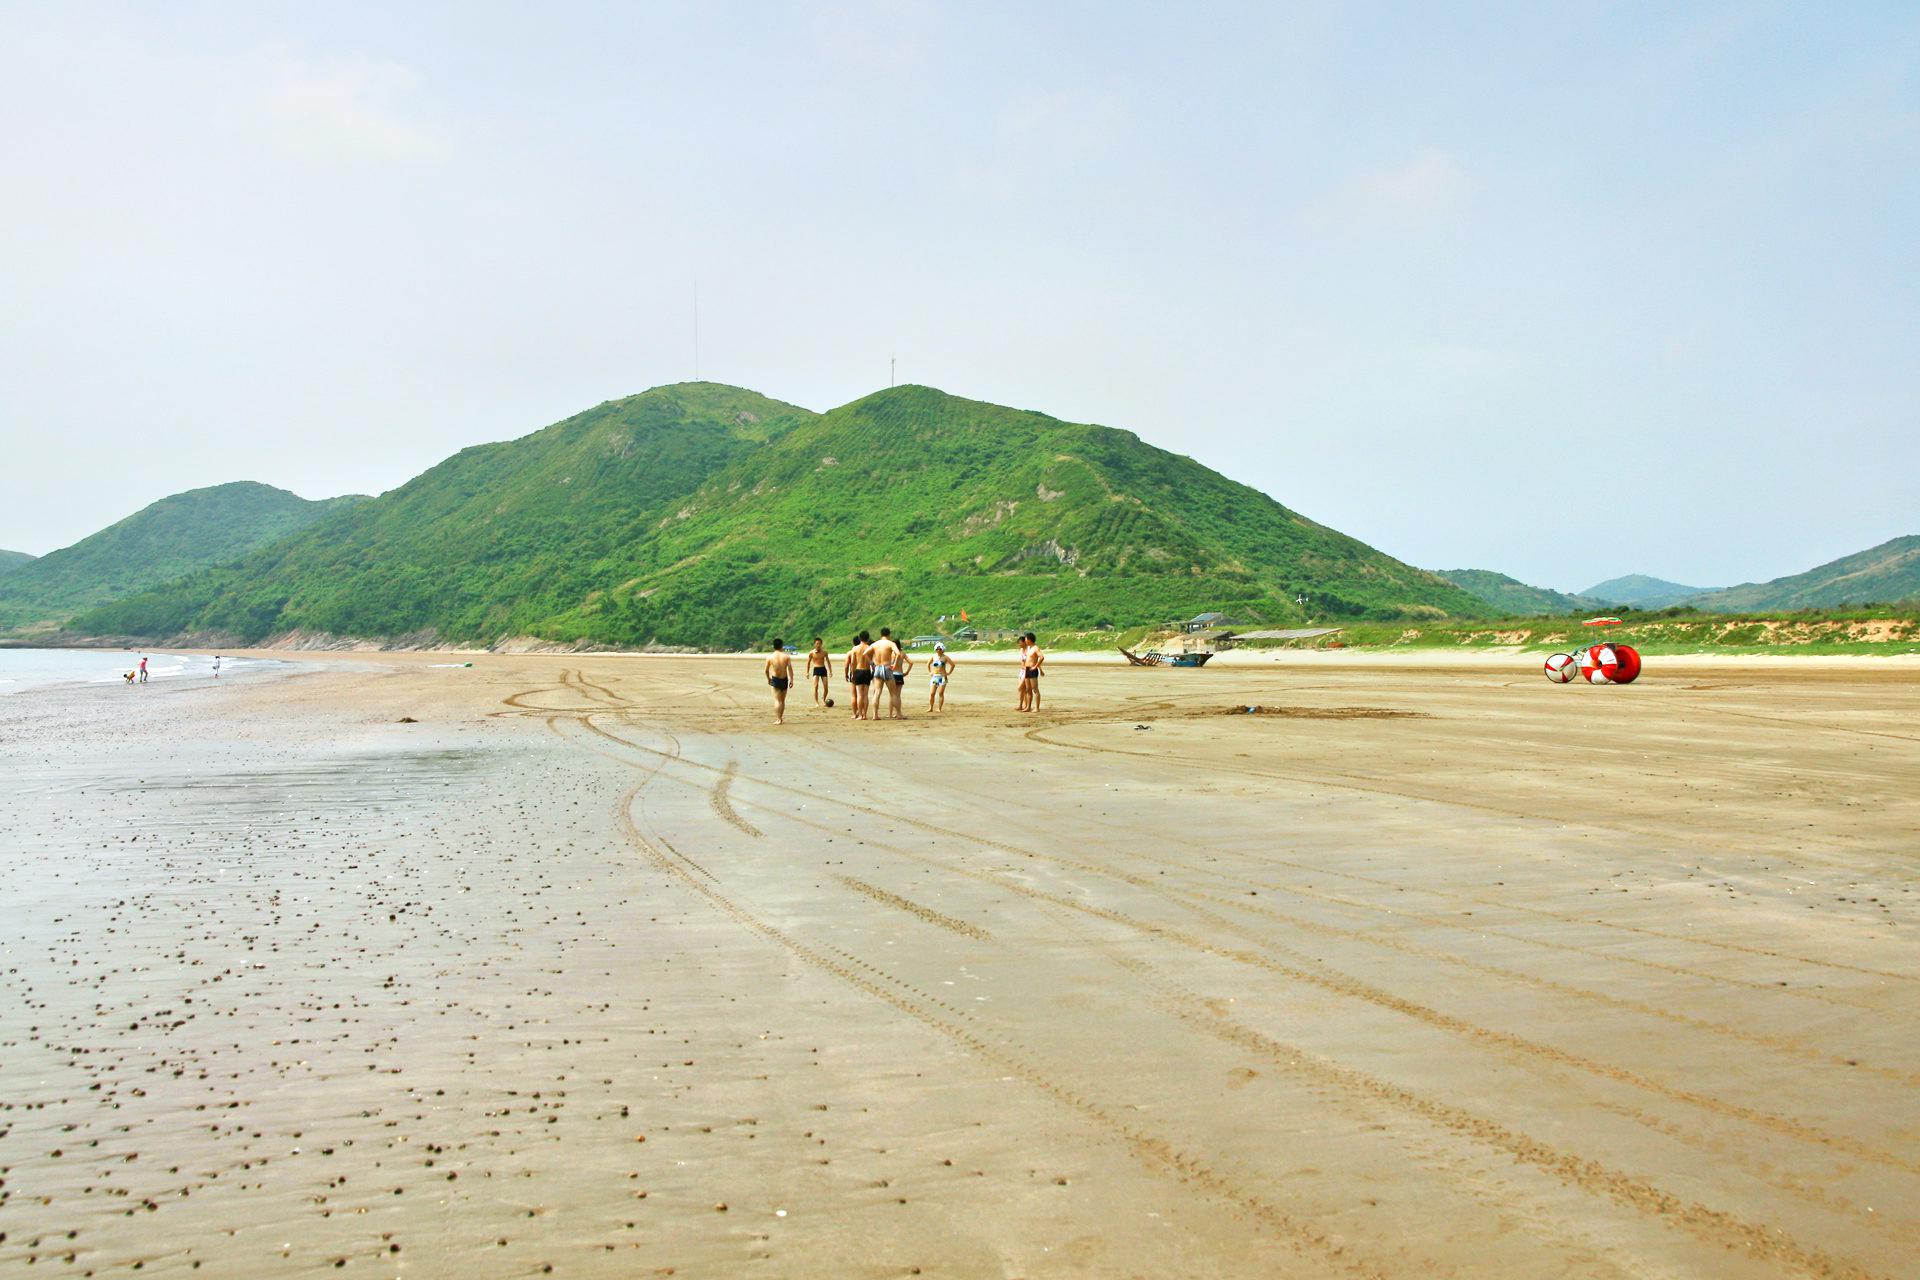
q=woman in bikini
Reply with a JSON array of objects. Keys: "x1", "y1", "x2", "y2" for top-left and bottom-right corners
[{"x1": 927, "y1": 642, "x2": 956, "y2": 713}]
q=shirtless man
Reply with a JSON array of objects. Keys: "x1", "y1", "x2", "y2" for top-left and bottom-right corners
[
  {"x1": 806, "y1": 638, "x2": 831, "y2": 706},
  {"x1": 764, "y1": 639, "x2": 794, "y2": 724},
  {"x1": 1021, "y1": 633, "x2": 1044, "y2": 712},
  {"x1": 926, "y1": 642, "x2": 955, "y2": 713},
  {"x1": 844, "y1": 631, "x2": 874, "y2": 720},
  {"x1": 870, "y1": 628, "x2": 904, "y2": 720}
]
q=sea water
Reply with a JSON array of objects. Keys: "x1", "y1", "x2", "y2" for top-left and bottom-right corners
[{"x1": 0, "y1": 649, "x2": 279, "y2": 695}]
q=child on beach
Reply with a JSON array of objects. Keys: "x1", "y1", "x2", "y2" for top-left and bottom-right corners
[
  {"x1": 927, "y1": 642, "x2": 955, "y2": 713},
  {"x1": 1015, "y1": 636, "x2": 1031, "y2": 711},
  {"x1": 891, "y1": 643, "x2": 912, "y2": 719},
  {"x1": 765, "y1": 639, "x2": 793, "y2": 724}
]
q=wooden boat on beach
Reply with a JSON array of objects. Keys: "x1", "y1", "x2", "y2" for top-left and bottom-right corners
[{"x1": 1118, "y1": 647, "x2": 1214, "y2": 668}]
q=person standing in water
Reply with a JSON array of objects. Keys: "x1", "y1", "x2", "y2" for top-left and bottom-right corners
[
  {"x1": 806, "y1": 637, "x2": 831, "y2": 707},
  {"x1": 137, "y1": 655, "x2": 149, "y2": 684},
  {"x1": 927, "y1": 642, "x2": 956, "y2": 713},
  {"x1": 765, "y1": 639, "x2": 793, "y2": 725},
  {"x1": 212, "y1": 655, "x2": 222, "y2": 680}
]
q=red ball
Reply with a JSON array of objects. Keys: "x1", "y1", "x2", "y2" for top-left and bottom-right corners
[{"x1": 1610, "y1": 644, "x2": 1642, "y2": 684}]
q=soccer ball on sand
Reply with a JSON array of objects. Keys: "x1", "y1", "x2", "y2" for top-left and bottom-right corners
[
  {"x1": 1543, "y1": 653, "x2": 1577, "y2": 684},
  {"x1": 825, "y1": 697, "x2": 835, "y2": 708}
]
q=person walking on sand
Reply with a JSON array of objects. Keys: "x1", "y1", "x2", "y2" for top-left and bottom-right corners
[
  {"x1": 137, "y1": 655, "x2": 149, "y2": 684},
  {"x1": 806, "y1": 638, "x2": 831, "y2": 706},
  {"x1": 844, "y1": 631, "x2": 874, "y2": 720},
  {"x1": 212, "y1": 655, "x2": 222, "y2": 680},
  {"x1": 765, "y1": 639, "x2": 794, "y2": 724},
  {"x1": 927, "y1": 642, "x2": 956, "y2": 713}
]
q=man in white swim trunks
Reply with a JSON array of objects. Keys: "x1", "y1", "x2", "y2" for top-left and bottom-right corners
[
  {"x1": 926, "y1": 642, "x2": 956, "y2": 713},
  {"x1": 868, "y1": 628, "x2": 903, "y2": 721}
]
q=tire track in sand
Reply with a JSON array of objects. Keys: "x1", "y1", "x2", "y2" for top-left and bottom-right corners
[
  {"x1": 574, "y1": 713, "x2": 1892, "y2": 1280},
  {"x1": 579, "y1": 712, "x2": 1920, "y2": 1178},
  {"x1": 835, "y1": 876, "x2": 991, "y2": 940},
  {"x1": 709, "y1": 761, "x2": 762, "y2": 838},
  {"x1": 1020, "y1": 719, "x2": 1916, "y2": 984},
  {"x1": 572, "y1": 720, "x2": 1397, "y2": 1280}
]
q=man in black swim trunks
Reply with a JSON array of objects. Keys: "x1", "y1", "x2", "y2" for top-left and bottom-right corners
[
  {"x1": 765, "y1": 638, "x2": 794, "y2": 725},
  {"x1": 806, "y1": 637, "x2": 831, "y2": 706},
  {"x1": 844, "y1": 631, "x2": 874, "y2": 720}
]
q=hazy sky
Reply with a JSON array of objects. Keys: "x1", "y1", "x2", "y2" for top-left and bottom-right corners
[{"x1": 3, "y1": 2, "x2": 1916, "y2": 591}]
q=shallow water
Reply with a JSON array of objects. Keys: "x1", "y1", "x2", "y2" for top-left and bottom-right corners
[{"x1": 0, "y1": 648, "x2": 280, "y2": 694}]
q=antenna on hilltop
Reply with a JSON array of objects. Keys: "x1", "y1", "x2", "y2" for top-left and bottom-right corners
[{"x1": 890, "y1": 356, "x2": 896, "y2": 388}]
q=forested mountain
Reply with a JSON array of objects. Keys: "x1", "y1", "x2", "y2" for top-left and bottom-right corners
[
  {"x1": 76, "y1": 383, "x2": 1484, "y2": 648},
  {"x1": 0, "y1": 482, "x2": 360, "y2": 631},
  {"x1": 1690, "y1": 536, "x2": 1920, "y2": 611}
]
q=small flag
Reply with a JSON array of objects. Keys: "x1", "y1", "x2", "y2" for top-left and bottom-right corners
[{"x1": 960, "y1": 609, "x2": 969, "y2": 622}]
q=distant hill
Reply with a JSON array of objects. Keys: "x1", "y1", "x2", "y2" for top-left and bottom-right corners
[
  {"x1": 1690, "y1": 536, "x2": 1920, "y2": 612},
  {"x1": 1438, "y1": 569, "x2": 1601, "y2": 616},
  {"x1": 75, "y1": 383, "x2": 1484, "y2": 649},
  {"x1": 0, "y1": 482, "x2": 363, "y2": 631},
  {"x1": 1581, "y1": 574, "x2": 1714, "y2": 609},
  {"x1": 0, "y1": 549, "x2": 34, "y2": 576}
]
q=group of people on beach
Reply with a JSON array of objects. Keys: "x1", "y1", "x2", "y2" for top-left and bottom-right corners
[{"x1": 761, "y1": 631, "x2": 1045, "y2": 725}]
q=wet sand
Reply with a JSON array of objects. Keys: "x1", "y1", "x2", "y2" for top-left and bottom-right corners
[{"x1": 1, "y1": 652, "x2": 1916, "y2": 1278}]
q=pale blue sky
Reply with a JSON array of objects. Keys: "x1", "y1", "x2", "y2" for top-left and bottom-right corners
[{"x1": 3, "y1": 1, "x2": 1915, "y2": 591}]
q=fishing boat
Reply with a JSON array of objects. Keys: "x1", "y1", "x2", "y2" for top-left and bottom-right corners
[{"x1": 1118, "y1": 647, "x2": 1214, "y2": 668}]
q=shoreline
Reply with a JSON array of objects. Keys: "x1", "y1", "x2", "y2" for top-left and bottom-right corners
[{"x1": 9, "y1": 639, "x2": 1920, "y2": 672}]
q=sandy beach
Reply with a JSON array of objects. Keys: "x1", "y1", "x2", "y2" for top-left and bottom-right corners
[{"x1": 1, "y1": 651, "x2": 1916, "y2": 1278}]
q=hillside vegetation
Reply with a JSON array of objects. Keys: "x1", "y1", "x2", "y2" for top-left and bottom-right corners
[
  {"x1": 1582, "y1": 573, "x2": 1712, "y2": 608},
  {"x1": 1244, "y1": 607, "x2": 1920, "y2": 656},
  {"x1": 1438, "y1": 569, "x2": 1600, "y2": 615},
  {"x1": 76, "y1": 383, "x2": 1482, "y2": 649},
  {"x1": 1690, "y1": 535, "x2": 1920, "y2": 611},
  {"x1": 0, "y1": 550, "x2": 34, "y2": 576},
  {"x1": 0, "y1": 482, "x2": 361, "y2": 631}
]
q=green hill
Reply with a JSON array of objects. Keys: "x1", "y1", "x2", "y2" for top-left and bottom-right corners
[
  {"x1": 74, "y1": 385, "x2": 819, "y2": 643},
  {"x1": 0, "y1": 482, "x2": 362, "y2": 631},
  {"x1": 0, "y1": 549, "x2": 34, "y2": 576},
  {"x1": 1581, "y1": 573, "x2": 1714, "y2": 609},
  {"x1": 1437, "y1": 569, "x2": 1600, "y2": 616},
  {"x1": 75, "y1": 383, "x2": 1484, "y2": 649},
  {"x1": 1689, "y1": 536, "x2": 1920, "y2": 612}
]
